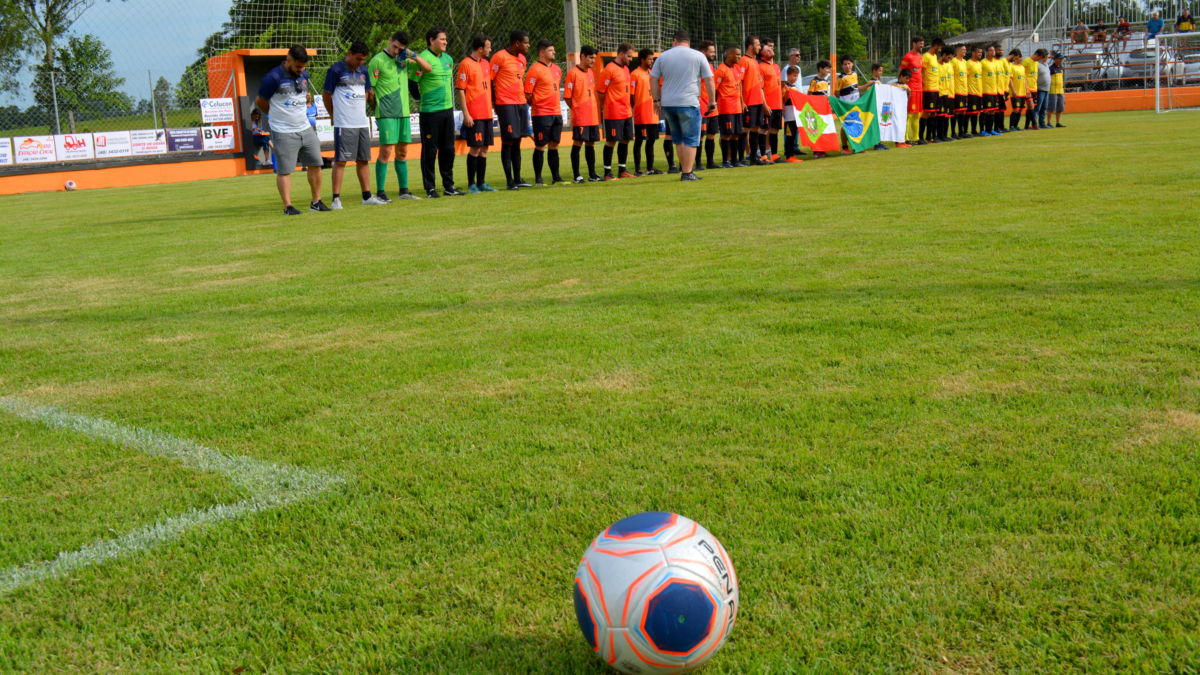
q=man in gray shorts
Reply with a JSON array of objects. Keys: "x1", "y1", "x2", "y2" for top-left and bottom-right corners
[
  {"x1": 323, "y1": 40, "x2": 385, "y2": 209},
  {"x1": 256, "y1": 45, "x2": 329, "y2": 214}
]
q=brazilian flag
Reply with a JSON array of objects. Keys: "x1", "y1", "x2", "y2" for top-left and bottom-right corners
[{"x1": 829, "y1": 86, "x2": 881, "y2": 153}]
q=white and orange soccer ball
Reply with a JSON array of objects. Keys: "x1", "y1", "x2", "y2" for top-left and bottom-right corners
[{"x1": 574, "y1": 512, "x2": 739, "y2": 673}]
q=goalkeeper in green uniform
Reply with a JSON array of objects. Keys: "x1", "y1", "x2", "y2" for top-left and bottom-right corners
[{"x1": 368, "y1": 31, "x2": 429, "y2": 201}]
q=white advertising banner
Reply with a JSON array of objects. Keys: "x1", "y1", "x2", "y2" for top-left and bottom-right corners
[
  {"x1": 316, "y1": 118, "x2": 334, "y2": 143},
  {"x1": 199, "y1": 98, "x2": 236, "y2": 123},
  {"x1": 201, "y1": 125, "x2": 236, "y2": 150},
  {"x1": 54, "y1": 133, "x2": 95, "y2": 161},
  {"x1": 130, "y1": 129, "x2": 168, "y2": 155},
  {"x1": 14, "y1": 135, "x2": 57, "y2": 164},
  {"x1": 0, "y1": 137, "x2": 11, "y2": 165},
  {"x1": 93, "y1": 130, "x2": 133, "y2": 158}
]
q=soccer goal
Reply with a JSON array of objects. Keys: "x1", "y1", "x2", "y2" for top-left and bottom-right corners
[{"x1": 1154, "y1": 31, "x2": 1200, "y2": 112}]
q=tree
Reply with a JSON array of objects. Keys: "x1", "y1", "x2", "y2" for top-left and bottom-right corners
[
  {"x1": 936, "y1": 17, "x2": 967, "y2": 37},
  {"x1": 11, "y1": 0, "x2": 100, "y2": 73},
  {"x1": 35, "y1": 34, "x2": 131, "y2": 122},
  {"x1": 153, "y1": 76, "x2": 172, "y2": 111}
]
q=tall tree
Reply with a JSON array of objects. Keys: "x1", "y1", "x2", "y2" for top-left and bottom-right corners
[
  {"x1": 35, "y1": 34, "x2": 131, "y2": 120},
  {"x1": 12, "y1": 0, "x2": 100, "y2": 73}
]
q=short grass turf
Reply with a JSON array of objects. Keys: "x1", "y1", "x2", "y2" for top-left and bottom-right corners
[{"x1": 1, "y1": 110, "x2": 1198, "y2": 672}]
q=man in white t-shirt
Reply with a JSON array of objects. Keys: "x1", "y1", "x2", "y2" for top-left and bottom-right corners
[
  {"x1": 649, "y1": 29, "x2": 716, "y2": 181},
  {"x1": 323, "y1": 41, "x2": 386, "y2": 209}
]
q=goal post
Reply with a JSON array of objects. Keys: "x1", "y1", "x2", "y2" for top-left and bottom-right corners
[{"x1": 1154, "y1": 31, "x2": 1200, "y2": 113}]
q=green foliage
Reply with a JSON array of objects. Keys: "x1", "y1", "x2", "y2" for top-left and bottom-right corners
[
  {"x1": 34, "y1": 34, "x2": 132, "y2": 120},
  {"x1": 936, "y1": 17, "x2": 968, "y2": 37}
]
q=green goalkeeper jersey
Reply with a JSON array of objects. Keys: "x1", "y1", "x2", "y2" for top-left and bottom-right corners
[{"x1": 368, "y1": 50, "x2": 410, "y2": 119}]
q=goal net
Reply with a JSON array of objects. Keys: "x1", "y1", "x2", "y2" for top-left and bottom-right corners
[{"x1": 1154, "y1": 31, "x2": 1200, "y2": 112}]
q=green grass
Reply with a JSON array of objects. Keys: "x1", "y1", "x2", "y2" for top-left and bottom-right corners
[{"x1": 1, "y1": 110, "x2": 1198, "y2": 672}]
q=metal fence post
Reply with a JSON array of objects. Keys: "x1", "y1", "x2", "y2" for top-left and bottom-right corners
[{"x1": 50, "y1": 71, "x2": 62, "y2": 135}]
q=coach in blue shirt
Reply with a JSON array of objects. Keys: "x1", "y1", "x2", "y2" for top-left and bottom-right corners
[{"x1": 256, "y1": 45, "x2": 329, "y2": 215}]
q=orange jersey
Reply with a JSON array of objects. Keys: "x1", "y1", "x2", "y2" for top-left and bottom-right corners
[
  {"x1": 699, "y1": 61, "x2": 716, "y2": 117},
  {"x1": 563, "y1": 65, "x2": 599, "y2": 127},
  {"x1": 596, "y1": 61, "x2": 632, "y2": 120},
  {"x1": 760, "y1": 60, "x2": 782, "y2": 110},
  {"x1": 525, "y1": 61, "x2": 562, "y2": 117},
  {"x1": 736, "y1": 55, "x2": 764, "y2": 106},
  {"x1": 714, "y1": 62, "x2": 742, "y2": 115},
  {"x1": 490, "y1": 48, "x2": 527, "y2": 106},
  {"x1": 455, "y1": 56, "x2": 491, "y2": 120},
  {"x1": 630, "y1": 67, "x2": 658, "y2": 125}
]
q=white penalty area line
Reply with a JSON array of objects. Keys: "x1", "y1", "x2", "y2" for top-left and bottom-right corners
[{"x1": 0, "y1": 395, "x2": 346, "y2": 596}]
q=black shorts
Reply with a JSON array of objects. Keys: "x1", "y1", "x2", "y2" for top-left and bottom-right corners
[
  {"x1": 463, "y1": 119, "x2": 494, "y2": 147},
  {"x1": 604, "y1": 117, "x2": 634, "y2": 142},
  {"x1": 496, "y1": 104, "x2": 530, "y2": 141},
  {"x1": 968, "y1": 94, "x2": 982, "y2": 113},
  {"x1": 572, "y1": 124, "x2": 601, "y2": 144},
  {"x1": 954, "y1": 97, "x2": 967, "y2": 112},
  {"x1": 1010, "y1": 95, "x2": 1027, "y2": 109},
  {"x1": 635, "y1": 123, "x2": 659, "y2": 140},
  {"x1": 719, "y1": 113, "x2": 743, "y2": 135},
  {"x1": 532, "y1": 115, "x2": 563, "y2": 146},
  {"x1": 767, "y1": 109, "x2": 783, "y2": 130},
  {"x1": 984, "y1": 94, "x2": 1000, "y2": 112},
  {"x1": 941, "y1": 96, "x2": 955, "y2": 115},
  {"x1": 742, "y1": 105, "x2": 766, "y2": 129},
  {"x1": 922, "y1": 91, "x2": 941, "y2": 114},
  {"x1": 702, "y1": 115, "x2": 719, "y2": 135}
]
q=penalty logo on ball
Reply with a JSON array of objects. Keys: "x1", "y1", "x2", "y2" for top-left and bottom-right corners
[{"x1": 574, "y1": 512, "x2": 738, "y2": 673}]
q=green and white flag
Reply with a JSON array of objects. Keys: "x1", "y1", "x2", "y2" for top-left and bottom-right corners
[{"x1": 830, "y1": 86, "x2": 882, "y2": 153}]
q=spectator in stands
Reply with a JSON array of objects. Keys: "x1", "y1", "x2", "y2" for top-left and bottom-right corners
[
  {"x1": 1115, "y1": 18, "x2": 1132, "y2": 46},
  {"x1": 1092, "y1": 20, "x2": 1108, "y2": 43},
  {"x1": 1176, "y1": 9, "x2": 1196, "y2": 32},
  {"x1": 1071, "y1": 21, "x2": 1090, "y2": 44},
  {"x1": 1147, "y1": 12, "x2": 1165, "y2": 39}
]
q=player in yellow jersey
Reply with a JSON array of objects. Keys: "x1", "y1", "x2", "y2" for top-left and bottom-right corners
[
  {"x1": 952, "y1": 44, "x2": 969, "y2": 138},
  {"x1": 919, "y1": 37, "x2": 943, "y2": 143},
  {"x1": 937, "y1": 47, "x2": 955, "y2": 142},
  {"x1": 966, "y1": 46, "x2": 983, "y2": 136},
  {"x1": 995, "y1": 48, "x2": 1012, "y2": 132},
  {"x1": 980, "y1": 45, "x2": 999, "y2": 135},
  {"x1": 1007, "y1": 49, "x2": 1028, "y2": 131}
]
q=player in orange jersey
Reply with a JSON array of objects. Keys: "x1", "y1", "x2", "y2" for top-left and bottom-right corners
[
  {"x1": 491, "y1": 30, "x2": 531, "y2": 189},
  {"x1": 596, "y1": 42, "x2": 636, "y2": 179},
  {"x1": 736, "y1": 35, "x2": 770, "y2": 165},
  {"x1": 631, "y1": 48, "x2": 664, "y2": 176},
  {"x1": 525, "y1": 38, "x2": 564, "y2": 185},
  {"x1": 713, "y1": 45, "x2": 743, "y2": 168},
  {"x1": 696, "y1": 40, "x2": 720, "y2": 170},
  {"x1": 758, "y1": 38, "x2": 783, "y2": 163},
  {"x1": 456, "y1": 34, "x2": 496, "y2": 193},
  {"x1": 564, "y1": 45, "x2": 602, "y2": 182}
]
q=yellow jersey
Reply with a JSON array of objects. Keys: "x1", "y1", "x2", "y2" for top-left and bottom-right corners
[
  {"x1": 1023, "y1": 57, "x2": 1039, "y2": 92},
  {"x1": 938, "y1": 60, "x2": 951, "y2": 96},
  {"x1": 966, "y1": 59, "x2": 983, "y2": 95},
  {"x1": 996, "y1": 59, "x2": 1011, "y2": 95},
  {"x1": 1009, "y1": 60, "x2": 1027, "y2": 96},
  {"x1": 1049, "y1": 68, "x2": 1064, "y2": 95},
  {"x1": 953, "y1": 57, "x2": 969, "y2": 96},
  {"x1": 922, "y1": 51, "x2": 939, "y2": 91},
  {"x1": 981, "y1": 58, "x2": 997, "y2": 95}
]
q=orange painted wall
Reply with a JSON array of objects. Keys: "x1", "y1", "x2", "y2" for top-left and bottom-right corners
[{"x1": 1063, "y1": 85, "x2": 1200, "y2": 112}]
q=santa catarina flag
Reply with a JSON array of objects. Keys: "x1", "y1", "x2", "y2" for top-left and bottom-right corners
[
  {"x1": 786, "y1": 90, "x2": 839, "y2": 152},
  {"x1": 873, "y1": 85, "x2": 908, "y2": 143},
  {"x1": 829, "y1": 86, "x2": 881, "y2": 152}
]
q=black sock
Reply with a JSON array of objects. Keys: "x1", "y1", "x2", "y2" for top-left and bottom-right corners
[
  {"x1": 465, "y1": 155, "x2": 476, "y2": 187},
  {"x1": 585, "y1": 144, "x2": 596, "y2": 175},
  {"x1": 737, "y1": 133, "x2": 747, "y2": 161},
  {"x1": 705, "y1": 138, "x2": 715, "y2": 165},
  {"x1": 548, "y1": 149, "x2": 560, "y2": 181},
  {"x1": 1010, "y1": 111, "x2": 1020, "y2": 128},
  {"x1": 768, "y1": 132, "x2": 777, "y2": 157},
  {"x1": 603, "y1": 144, "x2": 613, "y2": 173},
  {"x1": 332, "y1": 193, "x2": 340, "y2": 199},
  {"x1": 571, "y1": 145, "x2": 581, "y2": 177},
  {"x1": 533, "y1": 149, "x2": 544, "y2": 182},
  {"x1": 511, "y1": 144, "x2": 522, "y2": 181},
  {"x1": 662, "y1": 140, "x2": 672, "y2": 168},
  {"x1": 476, "y1": 156, "x2": 486, "y2": 187},
  {"x1": 501, "y1": 145, "x2": 514, "y2": 184},
  {"x1": 633, "y1": 137, "x2": 643, "y2": 173},
  {"x1": 720, "y1": 138, "x2": 730, "y2": 164},
  {"x1": 646, "y1": 140, "x2": 656, "y2": 171},
  {"x1": 617, "y1": 143, "x2": 628, "y2": 173},
  {"x1": 919, "y1": 117, "x2": 927, "y2": 140},
  {"x1": 362, "y1": 190, "x2": 371, "y2": 201}
]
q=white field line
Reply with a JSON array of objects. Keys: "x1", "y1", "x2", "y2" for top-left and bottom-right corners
[{"x1": 0, "y1": 395, "x2": 345, "y2": 595}]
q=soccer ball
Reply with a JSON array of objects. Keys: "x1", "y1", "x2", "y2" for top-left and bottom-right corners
[
  {"x1": 574, "y1": 512, "x2": 738, "y2": 673},
  {"x1": 64, "y1": 180, "x2": 77, "y2": 191}
]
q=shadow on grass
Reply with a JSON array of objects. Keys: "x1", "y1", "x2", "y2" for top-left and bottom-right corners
[{"x1": 388, "y1": 630, "x2": 609, "y2": 673}]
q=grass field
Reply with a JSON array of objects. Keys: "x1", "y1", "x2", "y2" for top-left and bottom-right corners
[{"x1": 1, "y1": 110, "x2": 1198, "y2": 672}]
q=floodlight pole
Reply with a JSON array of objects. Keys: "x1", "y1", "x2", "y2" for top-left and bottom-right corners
[
  {"x1": 829, "y1": 0, "x2": 837, "y2": 85},
  {"x1": 564, "y1": 0, "x2": 581, "y2": 65}
]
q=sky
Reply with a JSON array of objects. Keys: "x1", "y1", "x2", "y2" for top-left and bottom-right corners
[{"x1": 4, "y1": 0, "x2": 231, "y2": 106}]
